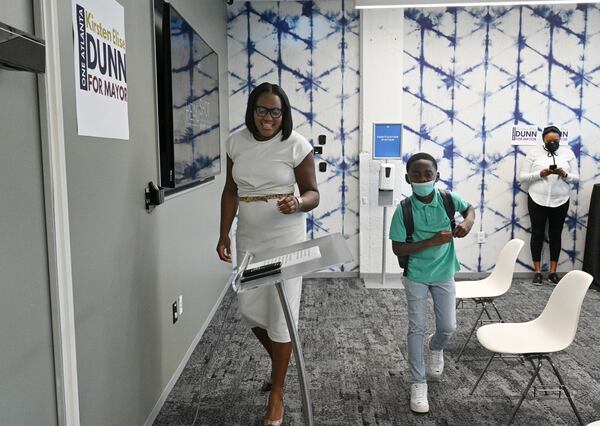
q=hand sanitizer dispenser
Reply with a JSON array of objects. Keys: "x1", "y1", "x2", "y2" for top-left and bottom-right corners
[{"x1": 379, "y1": 163, "x2": 395, "y2": 191}]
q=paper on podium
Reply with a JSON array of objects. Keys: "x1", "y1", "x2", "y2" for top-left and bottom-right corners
[{"x1": 247, "y1": 246, "x2": 322, "y2": 269}]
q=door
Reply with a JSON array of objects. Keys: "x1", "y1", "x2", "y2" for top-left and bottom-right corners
[{"x1": 0, "y1": 2, "x2": 59, "y2": 424}]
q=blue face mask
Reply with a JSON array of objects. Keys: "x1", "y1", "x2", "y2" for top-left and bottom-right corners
[{"x1": 411, "y1": 180, "x2": 436, "y2": 197}]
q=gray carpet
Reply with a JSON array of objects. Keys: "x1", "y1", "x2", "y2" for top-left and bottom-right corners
[{"x1": 154, "y1": 278, "x2": 600, "y2": 425}]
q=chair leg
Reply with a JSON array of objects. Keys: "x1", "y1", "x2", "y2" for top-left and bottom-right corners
[
  {"x1": 470, "y1": 353, "x2": 496, "y2": 395},
  {"x1": 490, "y1": 301, "x2": 504, "y2": 322},
  {"x1": 508, "y1": 357, "x2": 543, "y2": 425},
  {"x1": 526, "y1": 357, "x2": 546, "y2": 389},
  {"x1": 544, "y1": 355, "x2": 585, "y2": 426},
  {"x1": 483, "y1": 304, "x2": 494, "y2": 322},
  {"x1": 456, "y1": 302, "x2": 487, "y2": 361}
]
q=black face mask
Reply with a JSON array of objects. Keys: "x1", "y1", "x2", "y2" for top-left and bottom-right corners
[{"x1": 545, "y1": 141, "x2": 559, "y2": 154}]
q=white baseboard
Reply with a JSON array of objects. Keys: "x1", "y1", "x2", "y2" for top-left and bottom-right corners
[
  {"x1": 144, "y1": 282, "x2": 230, "y2": 426},
  {"x1": 360, "y1": 272, "x2": 403, "y2": 280},
  {"x1": 305, "y1": 271, "x2": 359, "y2": 278},
  {"x1": 363, "y1": 276, "x2": 405, "y2": 289}
]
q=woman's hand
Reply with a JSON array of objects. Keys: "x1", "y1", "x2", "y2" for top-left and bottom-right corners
[
  {"x1": 216, "y1": 234, "x2": 232, "y2": 263},
  {"x1": 540, "y1": 168, "x2": 552, "y2": 177},
  {"x1": 553, "y1": 167, "x2": 567, "y2": 177},
  {"x1": 277, "y1": 195, "x2": 300, "y2": 214}
]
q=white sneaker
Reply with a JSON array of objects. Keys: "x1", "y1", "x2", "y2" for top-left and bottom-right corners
[
  {"x1": 410, "y1": 383, "x2": 429, "y2": 413},
  {"x1": 427, "y1": 335, "x2": 444, "y2": 381}
]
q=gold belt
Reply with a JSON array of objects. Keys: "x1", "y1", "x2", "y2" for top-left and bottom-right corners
[{"x1": 239, "y1": 193, "x2": 293, "y2": 202}]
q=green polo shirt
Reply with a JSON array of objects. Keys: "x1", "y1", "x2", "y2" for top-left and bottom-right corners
[{"x1": 389, "y1": 189, "x2": 470, "y2": 283}]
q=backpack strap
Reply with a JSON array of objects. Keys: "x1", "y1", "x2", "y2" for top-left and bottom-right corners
[
  {"x1": 400, "y1": 197, "x2": 414, "y2": 277},
  {"x1": 440, "y1": 190, "x2": 456, "y2": 231},
  {"x1": 400, "y1": 197, "x2": 414, "y2": 242}
]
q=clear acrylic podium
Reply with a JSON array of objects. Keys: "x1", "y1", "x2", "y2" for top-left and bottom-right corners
[{"x1": 227, "y1": 233, "x2": 353, "y2": 426}]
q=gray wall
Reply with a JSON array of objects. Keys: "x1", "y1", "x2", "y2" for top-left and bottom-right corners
[
  {"x1": 0, "y1": 1, "x2": 58, "y2": 424},
  {"x1": 54, "y1": 0, "x2": 230, "y2": 423}
]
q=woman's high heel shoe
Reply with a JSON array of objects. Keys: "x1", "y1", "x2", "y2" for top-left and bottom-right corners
[
  {"x1": 264, "y1": 410, "x2": 283, "y2": 426},
  {"x1": 264, "y1": 391, "x2": 284, "y2": 426}
]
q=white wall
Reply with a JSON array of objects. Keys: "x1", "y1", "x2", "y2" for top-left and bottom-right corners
[{"x1": 359, "y1": 9, "x2": 405, "y2": 276}]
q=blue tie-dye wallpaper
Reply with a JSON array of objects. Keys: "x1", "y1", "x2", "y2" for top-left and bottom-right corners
[
  {"x1": 227, "y1": 1, "x2": 600, "y2": 273},
  {"x1": 227, "y1": 1, "x2": 360, "y2": 271},
  {"x1": 403, "y1": 4, "x2": 600, "y2": 272}
]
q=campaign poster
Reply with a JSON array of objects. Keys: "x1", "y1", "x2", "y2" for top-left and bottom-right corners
[{"x1": 72, "y1": 0, "x2": 129, "y2": 139}]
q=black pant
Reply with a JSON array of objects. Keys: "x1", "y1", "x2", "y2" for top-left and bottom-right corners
[{"x1": 527, "y1": 195, "x2": 570, "y2": 262}]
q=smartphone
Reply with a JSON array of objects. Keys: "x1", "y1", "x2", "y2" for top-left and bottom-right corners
[
  {"x1": 549, "y1": 164, "x2": 557, "y2": 170},
  {"x1": 240, "y1": 268, "x2": 281, "y2": 283},
  {"x1": 242, "y1": 261, "x2": 282, "y2": 278}
]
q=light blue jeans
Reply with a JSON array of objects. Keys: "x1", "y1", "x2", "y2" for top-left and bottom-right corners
[{"x1": 404, "y1": 277, "x2": 456, "y2": 384}]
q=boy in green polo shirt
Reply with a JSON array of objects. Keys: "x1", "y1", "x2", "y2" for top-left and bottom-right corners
[{"x1": 390, "y1": 152, "x2": 475, "y2": 413}]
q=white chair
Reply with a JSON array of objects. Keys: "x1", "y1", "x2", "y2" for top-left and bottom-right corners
[
  {"x1": 470, "y1": 270, "x2": 593, "y2": 425},
  {"x1": 454, "y1": 238, "x2": 525, "y2": 361}
]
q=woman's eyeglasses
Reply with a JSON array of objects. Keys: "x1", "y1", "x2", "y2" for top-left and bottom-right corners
[{"x1": 255, "y1": 106, "x2": 283, "y2": 118}]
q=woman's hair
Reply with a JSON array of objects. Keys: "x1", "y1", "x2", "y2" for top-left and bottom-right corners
[
  {"x1": 406, "y1": 152, "x2": 438, "y2": 172},
  {"x1": 245, "y1": 82, "x2": 293, "y2": 140},
  {"x1": 542, "y1": 125, "x2": 561, "y2": 139}
]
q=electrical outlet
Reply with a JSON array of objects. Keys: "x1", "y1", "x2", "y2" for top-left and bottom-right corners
[
  {"x1": 172, "y1": 301, "x2": 178, "y2": 323},
  {"x1": 178, "y1": 294, "x2": 183, "y2": 315},
  {"x1": 361, "y1": 196, "x2": 368, "y2": 205},
  {"x1": 477, "y1": 231, "x2": 486, "y2": 244}
]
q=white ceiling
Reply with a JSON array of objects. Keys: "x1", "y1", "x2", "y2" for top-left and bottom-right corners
[
  {"x1": 228, "y1": 0, "x2": 600, "y2": 8},
  {"x1": 356, "y1": 0, "x2": 599, "y2": 8}
]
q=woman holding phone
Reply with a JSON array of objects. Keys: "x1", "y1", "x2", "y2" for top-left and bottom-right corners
[{"x1": 519, "y1": 125, "x2": 578, "y2": 285}]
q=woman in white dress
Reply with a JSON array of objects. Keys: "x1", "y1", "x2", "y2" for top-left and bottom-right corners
[{"x1": 217, "y1": 82, "x2": 319, "y2": 425}]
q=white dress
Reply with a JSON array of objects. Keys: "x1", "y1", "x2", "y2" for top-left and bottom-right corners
[{"x1": 226, "y1": 128, "x2": 313, "y2": 342}]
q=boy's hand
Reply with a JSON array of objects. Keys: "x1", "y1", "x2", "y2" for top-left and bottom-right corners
[
  {"x1": 453, "y1": 219, "x2": 474, "y2": 238},
  {"x1": 432, "y1": 231, "x2": 453, "y2": 246}
]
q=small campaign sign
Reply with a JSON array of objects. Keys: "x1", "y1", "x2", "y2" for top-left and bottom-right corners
[{"x1": 510, "y1": 126, "x2": 569, "y2": 145}]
